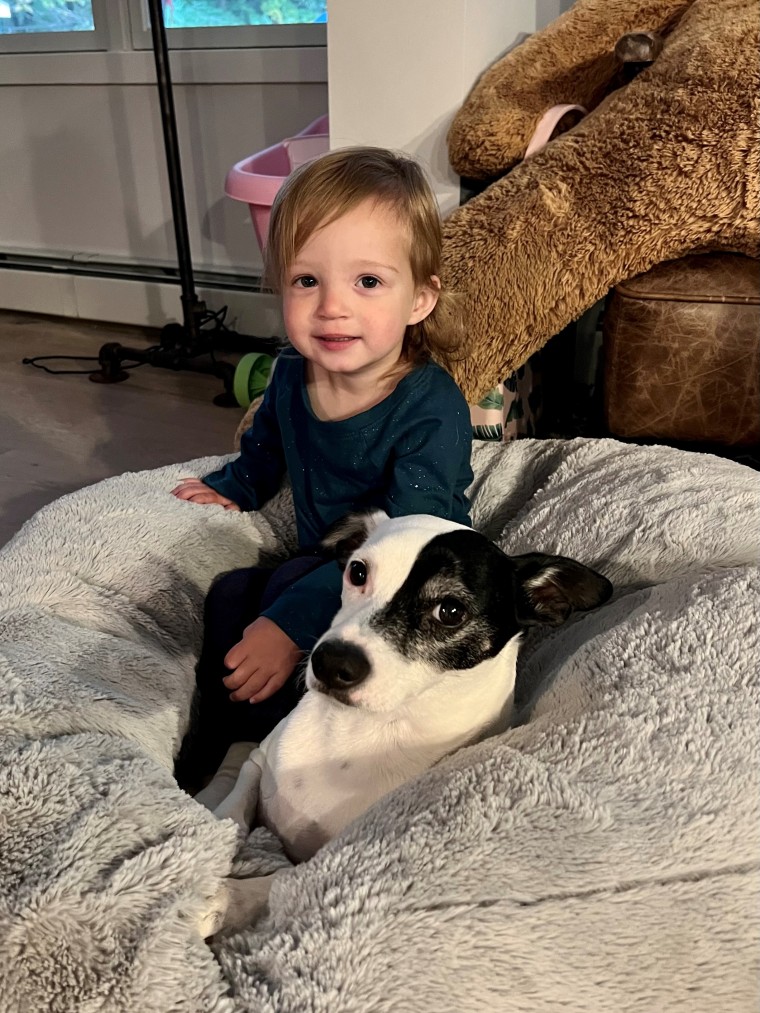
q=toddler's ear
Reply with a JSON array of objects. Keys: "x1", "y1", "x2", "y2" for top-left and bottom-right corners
[{"x1": 408, "y1": 275, "x2": 441, "y2": 325}]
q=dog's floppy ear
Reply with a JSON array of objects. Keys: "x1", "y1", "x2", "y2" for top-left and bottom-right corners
[
  {"x1": 512, "y1": 553, "x2": 612, "y2": 628},
  {"x1": 321, "y1": 510, "x2": 388, "y2": 570}
]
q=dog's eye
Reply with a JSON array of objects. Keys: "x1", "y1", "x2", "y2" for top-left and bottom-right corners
[
  {"x1": 432, "y1": 597, "x2": 467, "y2": 627},
  {"x1": 348, "y1": 560, "x2": 368, "y2": 587}
]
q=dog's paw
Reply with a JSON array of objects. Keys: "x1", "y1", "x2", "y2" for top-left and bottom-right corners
[
  {"x1": 197, "y1": 881, "x2": 229, "y2": 940},
  {"x1": 222, "y1": 875, "x2": 274, "y2": 935},
  {"x1": 197, "y1": 875, "x2": 275, "y2": 940}
]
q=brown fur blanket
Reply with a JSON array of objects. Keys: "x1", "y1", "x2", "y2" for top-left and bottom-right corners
[{"x1": 442, "y1": 0, "x2": 759, "y2": 402}]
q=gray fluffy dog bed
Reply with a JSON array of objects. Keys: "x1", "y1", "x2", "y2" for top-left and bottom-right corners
[{"x1": 0, "y1": 438, "x2": 758, "y2": 1013}]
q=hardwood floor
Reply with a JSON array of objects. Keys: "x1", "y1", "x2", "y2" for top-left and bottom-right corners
[{"x1": 0, "y1": 311, "x2": 244, "y2": 547}]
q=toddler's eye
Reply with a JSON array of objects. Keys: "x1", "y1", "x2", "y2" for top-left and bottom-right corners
[
  {"x1": 432, "y1": 597, "x2": 467, "y2": 628},
  {"x1": 348, "y1": 560, "x2": 368, "y2": 587},
  {"x1": 358, "y1": 276, "x2": 380, "y2": 289},
  {"x1": 294, "y1": 275, "x2": 317, "y2": 288}
]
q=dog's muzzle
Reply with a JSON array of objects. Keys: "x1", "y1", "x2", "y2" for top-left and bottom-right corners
[{"x1": 310, "y1": 638, "x2": 371, "y2": 695}]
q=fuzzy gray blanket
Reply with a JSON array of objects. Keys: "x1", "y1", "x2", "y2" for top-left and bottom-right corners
[{"x1": 0, "y1": 438, "x2": 758, "y2": 1013}]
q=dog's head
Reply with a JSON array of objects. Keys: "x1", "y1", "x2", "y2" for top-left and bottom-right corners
[{"x1": 306, "y1": 512, "x2": 613, "y2": 713}]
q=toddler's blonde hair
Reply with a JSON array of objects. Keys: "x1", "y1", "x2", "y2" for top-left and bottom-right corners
[{"x1": 264, "y1": 146, "x2": 463, "y2": 373}]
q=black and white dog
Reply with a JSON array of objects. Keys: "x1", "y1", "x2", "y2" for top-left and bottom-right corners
[{"x1": 196, "y1": 511, "x2": 612, "y2": 936}]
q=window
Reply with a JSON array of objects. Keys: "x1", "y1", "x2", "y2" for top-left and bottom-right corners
[
  {"x1": 161, "y1": 1, "x2": 327, "y2": 29},
  {"x1": 0, "y1": 0, "x2": 94, "y2": 34},
  {"x1": 0, "y1": 0, "x2": 108, "y2": 50},
  {"x1": 128, "y1": 0, "x2": 327, "y2": 49},
  {"x1": 0, "y1": 0, "x2": 326, "y2": 52}
]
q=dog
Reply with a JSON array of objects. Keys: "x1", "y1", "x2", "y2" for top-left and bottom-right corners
[{"x1": 195, "y1": 511, "x2": 612, "y2": 936}]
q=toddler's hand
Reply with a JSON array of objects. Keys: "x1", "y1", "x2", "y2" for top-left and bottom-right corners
[
  {"x1": 223, "y1": 616, "x2": 303, "y2": 704},
  {"x1": 171, "y1": 477, "x2": 240, "y2": 510}
]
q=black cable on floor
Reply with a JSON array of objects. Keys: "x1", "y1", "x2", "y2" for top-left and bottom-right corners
[{"x1": 22, "y1": 354, "x2": 152, "y2": 375}]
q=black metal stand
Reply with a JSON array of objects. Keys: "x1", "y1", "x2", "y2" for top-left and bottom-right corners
[{"x1": 89, "y1": 0, "x2": 273, "y2": 405}]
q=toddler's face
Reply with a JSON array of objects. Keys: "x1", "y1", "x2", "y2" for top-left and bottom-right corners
[{"x1": 281, "y1": 199, "x2": 438, "y2": 383}]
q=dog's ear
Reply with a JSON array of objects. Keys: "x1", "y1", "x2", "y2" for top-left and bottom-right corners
[
  {"x1": 321, "y1": 510, "x2": 388, "y2": 570},
  {"x1": 512, "y1": 553, "x2": 612, "y2": 628}
]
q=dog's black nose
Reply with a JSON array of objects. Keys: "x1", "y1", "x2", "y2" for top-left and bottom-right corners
[{"x1": 310, "y1": 639, "x2": 371, "y2": 690}]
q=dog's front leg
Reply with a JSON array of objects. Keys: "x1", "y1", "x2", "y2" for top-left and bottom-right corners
[
  {"x1": 213, "y1": 752, "x2": 264, "y2": 833},
  {"x1": 195, "y1": 745, "x2": 269, "y2": 939},
  {"x1": 193, "y1": 741, "x2": 258, "y2": 814}
]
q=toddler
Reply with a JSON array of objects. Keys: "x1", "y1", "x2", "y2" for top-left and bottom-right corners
[{"x1": 172, "y1": 147, "x2": 473, "y2": 789}]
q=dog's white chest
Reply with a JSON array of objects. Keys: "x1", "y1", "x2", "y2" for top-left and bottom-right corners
[{"x1": 255, "y1": 695, "x2": 414, "y2": 863}]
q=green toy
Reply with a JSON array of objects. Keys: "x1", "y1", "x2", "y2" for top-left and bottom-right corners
[{"x1": 232, "y1": 352, "x2": 274, "y2": 408}]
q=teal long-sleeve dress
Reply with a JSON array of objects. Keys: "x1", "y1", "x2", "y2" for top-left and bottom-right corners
[{"x1": 203, "y1": 351, "x2": 473, "y2": 650}]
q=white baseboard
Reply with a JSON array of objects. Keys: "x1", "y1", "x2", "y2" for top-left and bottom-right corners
[{"x1": 0, "y1": 268, "x2": 285, "y2": 338}]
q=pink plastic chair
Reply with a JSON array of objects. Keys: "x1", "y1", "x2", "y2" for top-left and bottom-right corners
[{"x1": 225, "y1": 114, "x2": 330, "y2": 252}]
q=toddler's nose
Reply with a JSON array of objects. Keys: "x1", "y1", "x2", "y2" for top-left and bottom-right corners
[{"x1": 316, "y1": 285, "x2": 348, "y2": 318}]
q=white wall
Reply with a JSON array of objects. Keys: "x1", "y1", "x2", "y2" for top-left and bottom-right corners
[
  {"x1": 327, "y1": 0, "x2": 539, "y2": 214},
  {"x1": 0, "y1": 50, "x2": 328, "y2": 277}
]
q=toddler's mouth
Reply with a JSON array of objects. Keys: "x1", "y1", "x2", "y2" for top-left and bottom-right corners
[{"x1": 315, "y1": 335, "x2": 359, "y2": 348}]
